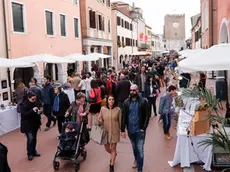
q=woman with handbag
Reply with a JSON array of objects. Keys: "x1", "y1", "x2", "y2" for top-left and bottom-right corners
[{"x1": 98, "y1": 95, "x2": 121, "y2": 172}]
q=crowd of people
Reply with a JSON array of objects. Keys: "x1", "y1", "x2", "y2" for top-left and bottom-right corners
[{"x1": 6, "y1": 55, "x2": 208, "y2": 172}]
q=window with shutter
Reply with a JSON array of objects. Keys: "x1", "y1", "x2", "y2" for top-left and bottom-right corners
[
  {"x1": 117, "y1": 17, "x2": 120, "y2": 26},
  {"x1": 12, "y1": 2, "x2": 24, "y2": 32},
  {"x1": 121, "y1": 19, "x2": 124, "y2": 27},
  {"x1": 127, "y1": 22, "x2": 129, "y2": 30},
  {"x1": 102, "y1": 17, "x2": 105, "y2": 31},
  {"x1": 60, "y1": 14, "x2": 66, "y2": 36},
  {"x1": 74, "y1": 18, "x2": 79, "y2": 38},
  {"x1": 108, "y1": 19, "x2": 110, "y2": 33},
  {"x1": 45, "y1": 11, "x2": 54, "y2": 35},
  {"x1": 130, "y1": 23, "x2": 133, "y2": 31},
  {"x1": 98, "y1": 15, "x2": 102, "y2": 30}
]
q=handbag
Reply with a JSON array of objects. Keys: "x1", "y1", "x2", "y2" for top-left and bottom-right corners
[
  {"x1": 90, "y1": 125, "x2": 108, "y2": 145},
  {"x1": 88, "y1": 89, "x2": 98, "y2": 103}
]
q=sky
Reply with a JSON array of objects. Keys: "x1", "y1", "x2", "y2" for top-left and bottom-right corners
[{"x1": 111, "y1": 0, "x2": 200, "y2": 38}]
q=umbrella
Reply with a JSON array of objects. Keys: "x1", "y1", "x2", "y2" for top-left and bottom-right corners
[
  {"x1": 87, "y1": 53, "x2": 110, "y2": 59},
  {"x1": 0, "y1": 58, "x2": 35, "y2": 68},
  {"x1": 17, "y1": 54, "x2": 74, "y2": 64},
  {"x1": 66, "y1": 53, "x2": 99, "y2": 61},
  {"x1": 178, "y1": 44, "x2": 230, "y2": 72}
]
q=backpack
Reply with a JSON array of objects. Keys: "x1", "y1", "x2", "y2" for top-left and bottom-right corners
[{"x1": 88, "y1": 89, "x2": 98, "y2": 103}]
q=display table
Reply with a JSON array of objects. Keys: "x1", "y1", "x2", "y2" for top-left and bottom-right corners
[
  {"x1": 0, "y1": 106, "x2": 20, "y2": 136},
  {"x1": 63, "y1": 88, "x2": 75, "y2": 103},
  {"x1": 168, "y1": 109, "x2": 213, "y2": 171},
  {"x1": 168, "y1": 134, "x2": 213, "y2": 171}
]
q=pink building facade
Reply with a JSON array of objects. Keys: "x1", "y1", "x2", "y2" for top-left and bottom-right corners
[
  {"x1": 5, "y1": 0, "x2": 82, "y2": 84},
  {"x1": 80, "y1": 0, "x2": 112, "y2": 71}
]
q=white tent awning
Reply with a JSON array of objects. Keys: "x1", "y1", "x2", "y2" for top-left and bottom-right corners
[
  {"x1": 179, "y1": 49, "x2": 205, "y2": 59},
  {"x1": 86, "y1": 53, "x2": 110, "y2": 59},
  {"x1": 66, "y1": 53, "x2": 99, "y2": 61},
  {"x1": 178, "y1": 44, "x2": 230, "y2": 72},
  {"x1": 17, "y1": 54, "x2": 74, "y2": 64},
  {"x1": 0, "y1": 58, "x2": 35, "y2": 68}
]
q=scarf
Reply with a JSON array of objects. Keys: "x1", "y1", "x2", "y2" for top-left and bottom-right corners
[
  {"x1": 77, "y1": 100, "x2": 84, "y2": 116},
  {"x1": 53, "y1": 94, "x2": 60, "y2": 112}
]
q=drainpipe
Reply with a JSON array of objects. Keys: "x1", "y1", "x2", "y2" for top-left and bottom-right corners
[{"x1": 3, "y1": 0, "x2": 13, "y2": 102}]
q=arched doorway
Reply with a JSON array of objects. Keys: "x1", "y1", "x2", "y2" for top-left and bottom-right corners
[{"x1": 13, "y1": 67, "x2": 34, "y2": 89}]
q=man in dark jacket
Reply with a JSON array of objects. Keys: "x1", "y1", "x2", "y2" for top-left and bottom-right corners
[
  {"x1": 134, "y1": 66, "x2": 147, "y2": 97},
  {"x1": 43, "y1": 75, "x2": 56, "y2": 131},
  {"x1": 116, "y1": 74, "x2": 131, "y2": 109},
  {"x1": 121, "y1": 84, "x2": 150, "y2": 172}
]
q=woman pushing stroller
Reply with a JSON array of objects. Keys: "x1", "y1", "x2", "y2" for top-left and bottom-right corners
[{"x1": 65, "y1": 92, "x2": 90, "y2": 124}]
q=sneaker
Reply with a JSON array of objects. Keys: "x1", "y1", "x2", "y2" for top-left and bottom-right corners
[
  {"x1": 44, "y1": 127, "x2": 50, "y2": 131},
  {"x1": 132, "y1": 160, "x2": 137, "y2": 168}
]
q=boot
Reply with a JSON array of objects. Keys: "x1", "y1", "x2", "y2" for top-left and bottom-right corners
[{"x1": 109, "y1": 164, "x2": 114, "y2": 172}]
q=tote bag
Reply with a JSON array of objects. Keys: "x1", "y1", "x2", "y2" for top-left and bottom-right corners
[{"x1": 90, "y1": 125, "x2": 108, "y2": 145}]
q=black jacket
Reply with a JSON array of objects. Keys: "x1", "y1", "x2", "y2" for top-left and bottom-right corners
[
  {"x1": 20, "y1": 100, "x2": 41, "y2": 133},
  {"x1": 116, "y1": 80, "x2": 131, "y2": 101},
  {"x1": 43, "y1": 83, "x2": 54, "y2": 105},
  {"x1": 0, "y1": 143, "x2": 11, "y2": 172},
  {"x1": 53, "y1": 92, "x2": 70, "y2": 117},
  {"x1": 121, "y1": 96, "x2": 150, "y2": 132},
  {"x1": 144, "y1": 81, "x2": 158, "y2": 98}
]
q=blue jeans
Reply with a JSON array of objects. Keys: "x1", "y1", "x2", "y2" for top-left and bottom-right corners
[
  {"x1": 128, "y1": 131, "x2": 146, "y2": 171},
  {"x1": 162, "y1": 113, "x2": 171, "y2": 134},
  {"x1": 25, "y1": 130, "x2": 38, "y2": 156}
]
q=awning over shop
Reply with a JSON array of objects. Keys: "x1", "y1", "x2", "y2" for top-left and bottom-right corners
[
  {"x1": 65, "y1": 53, "x2": 99, "y2": 62},
  {"x1": 0, "y1": 58, "x2": 35, "y2": 68},
  {"x1": 17, "y1": 54, "x2": 74, "y2": 64},
  {"x1": 178, "y1": 44, "x2": 230, "y2": 72}
]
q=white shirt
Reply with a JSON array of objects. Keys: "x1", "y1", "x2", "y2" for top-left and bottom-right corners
[
  {"x1": 78, "y1": 79, "x2": 86, "y2": 90},
  {"x1": 85, "y1": 77, "x2": 93, "y2": 91}
]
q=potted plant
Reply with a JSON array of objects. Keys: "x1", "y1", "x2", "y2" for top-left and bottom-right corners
[
  {"x1": 122, "y1": 42, "x2": 126, "y2": 47},
  {"x1": 182, "y1": 87, "x2": 230, "y2": 171}
]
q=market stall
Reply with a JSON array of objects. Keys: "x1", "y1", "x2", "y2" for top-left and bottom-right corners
[{"x1": 0, "y1": 57, "x2": 34, "y2": 136}]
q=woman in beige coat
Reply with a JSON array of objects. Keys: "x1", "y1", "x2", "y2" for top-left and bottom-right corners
[{"x1": 98, "y1": 95, "x2": 121, "y2": 172}]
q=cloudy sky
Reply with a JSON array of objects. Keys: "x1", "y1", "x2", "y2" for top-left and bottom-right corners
[{"x1": 112, "y1": 0, "x2": 200, "y2": 38}]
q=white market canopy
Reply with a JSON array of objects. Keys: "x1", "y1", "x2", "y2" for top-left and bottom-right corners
[
  {"x1": 178, "y1": 49, "x2": 204, "y2": 59},
  {"x1": 66, "y1": 53, "x2": 99, "y2": 62},
  {"x1": 178, "y1": 43, "x2": 230, "y2": 73},
  {"x1": 0, "y1": 57, "x2": 35, "y2": 68},
  {"x1": 87, "y1": 53, "x2": 111, "y2": 59},
  {"x1": 17, "y1": 54, "x2": 74, "y2": 64},
  {"x1": 131, "y1": 51, "x2": 152, "y2": 56}
]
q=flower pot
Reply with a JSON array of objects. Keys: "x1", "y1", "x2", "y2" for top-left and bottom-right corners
[{"x1": 194, "y1": 109, "x2": 209, "y2": 121}]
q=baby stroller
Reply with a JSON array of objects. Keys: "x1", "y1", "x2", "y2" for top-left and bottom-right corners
[{"x1": 53, "y1": 117, "x2": 90, "y2": 172}]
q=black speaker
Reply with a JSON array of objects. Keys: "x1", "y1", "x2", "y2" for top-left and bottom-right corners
[{"x1": 215, "y1": 79, "x2": 227, "y2": 101}]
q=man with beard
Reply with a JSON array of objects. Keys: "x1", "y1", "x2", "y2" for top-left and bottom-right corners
[{"x1": 121, "y1": 84, "x2": 150, "y2": 172}]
